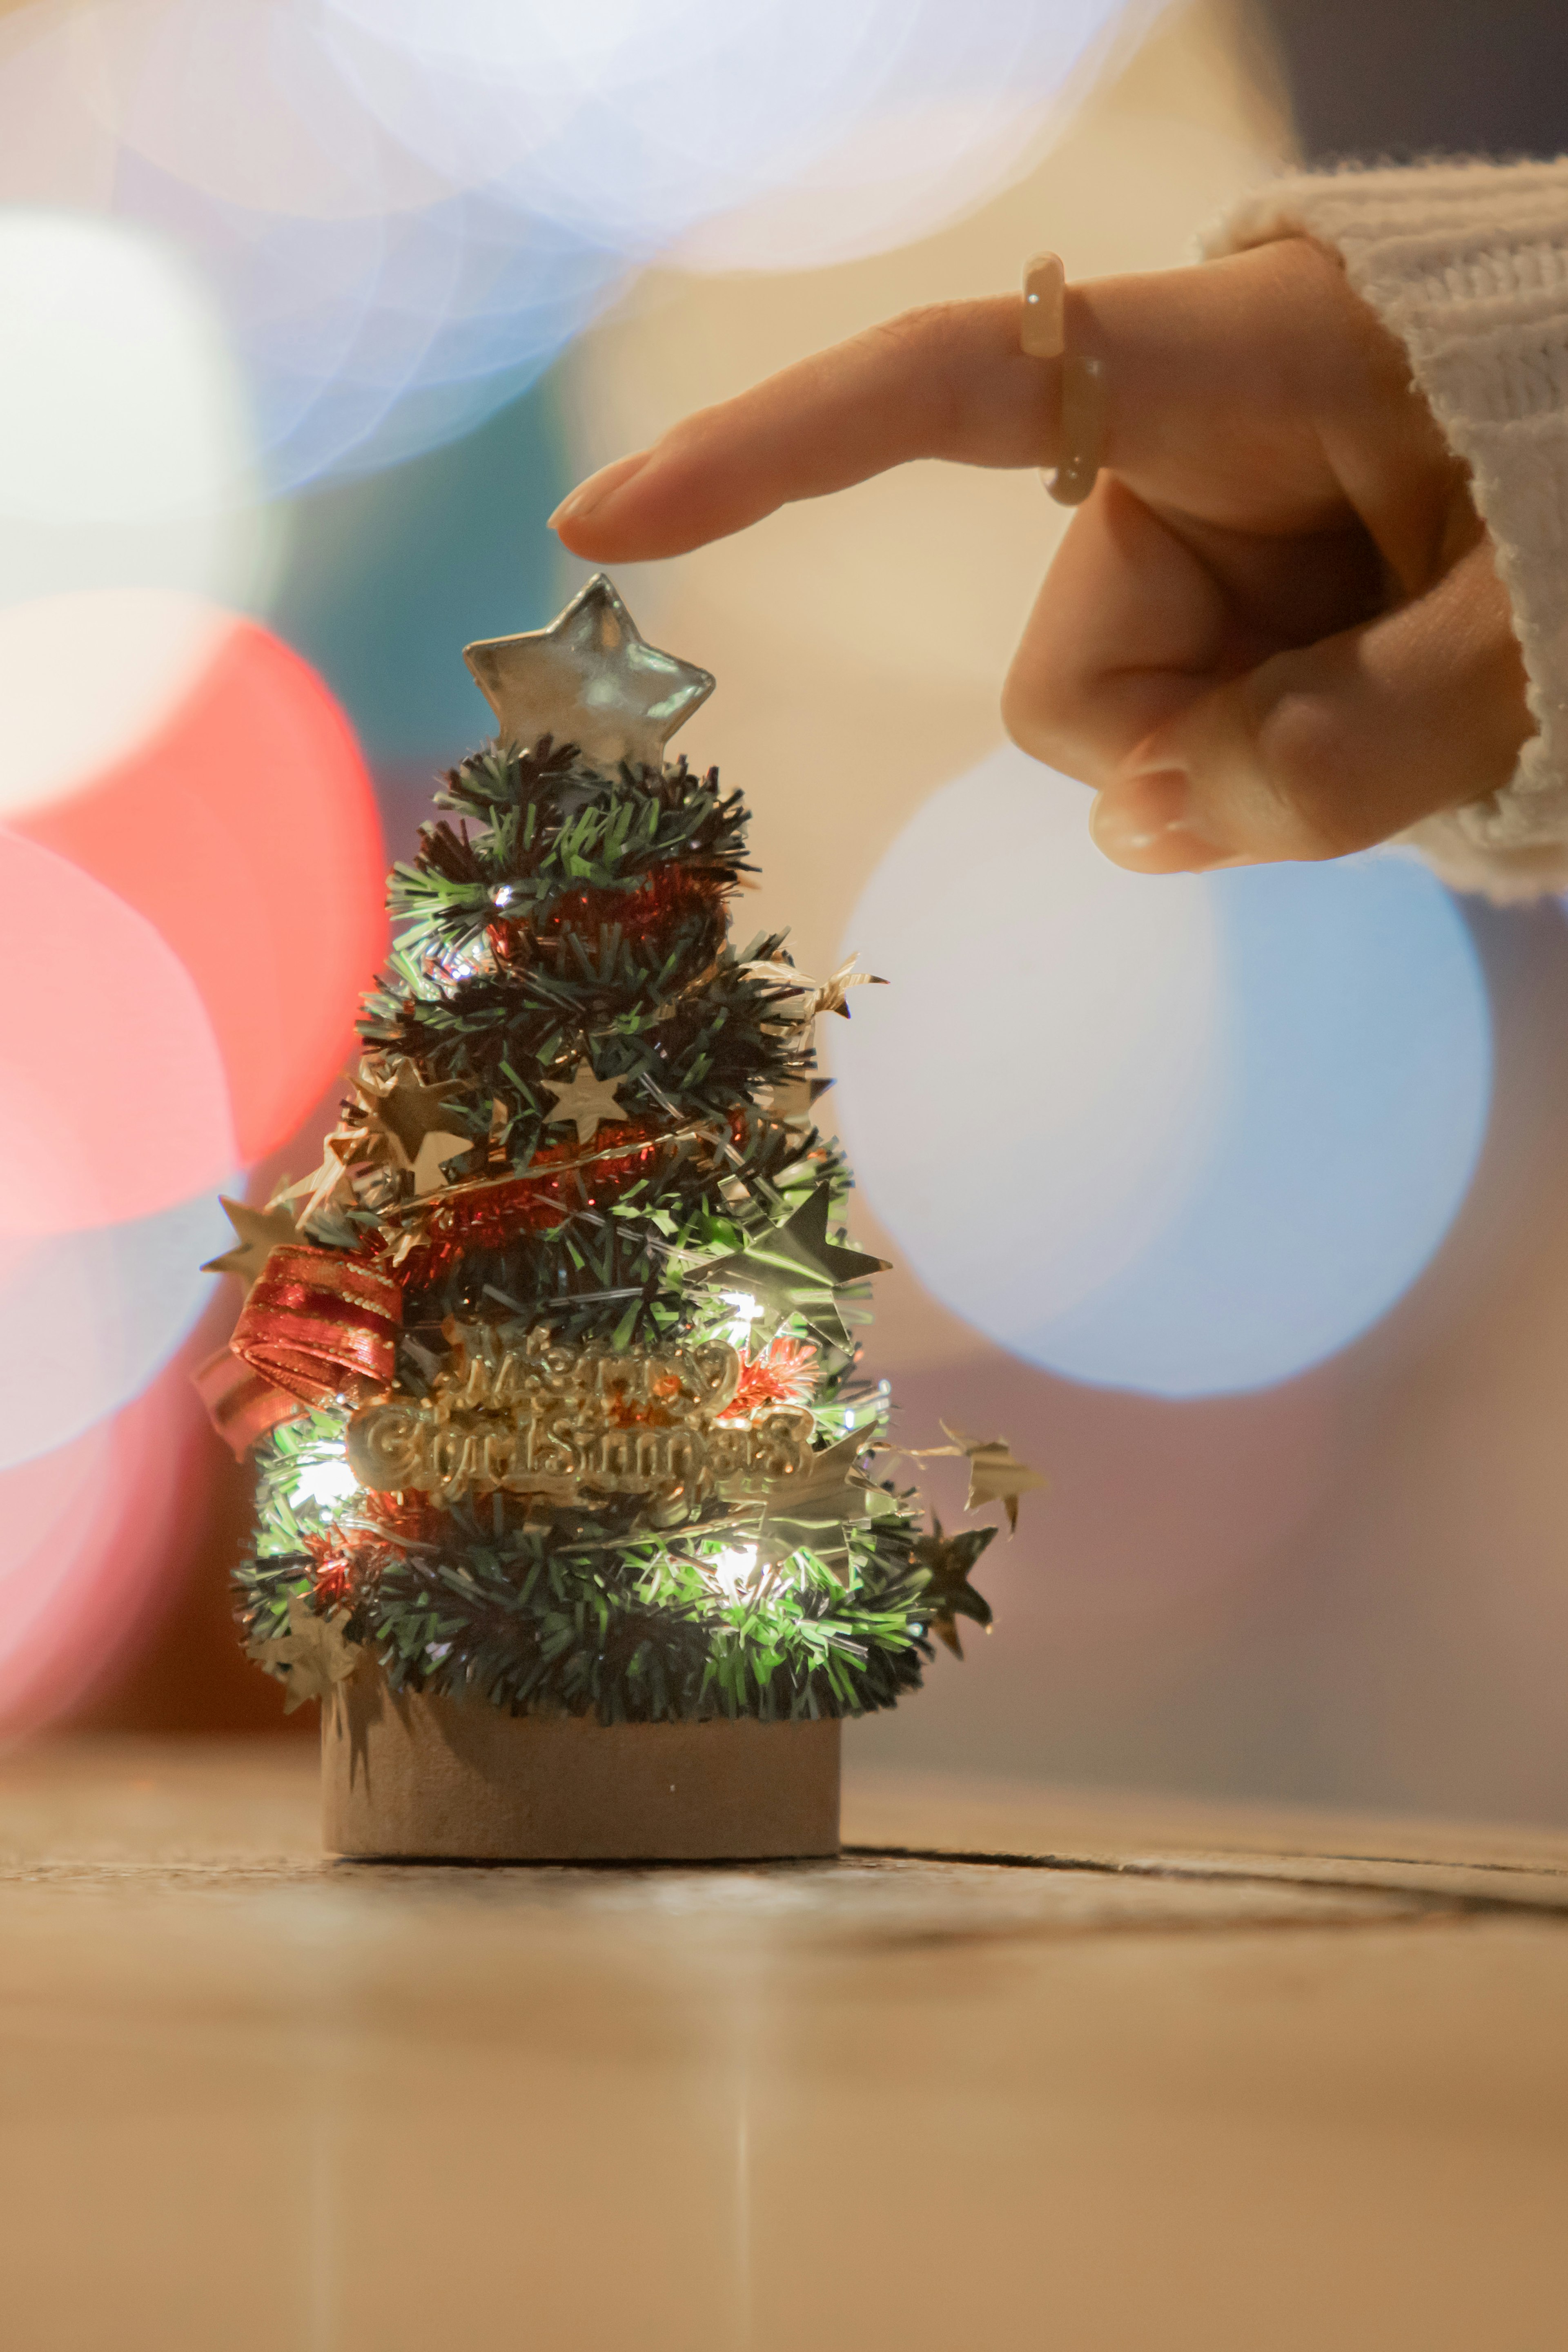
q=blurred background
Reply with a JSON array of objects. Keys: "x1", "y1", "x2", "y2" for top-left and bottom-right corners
[{"x1": 5, "y1": 0, "x2": 1568, "y2": 1823}]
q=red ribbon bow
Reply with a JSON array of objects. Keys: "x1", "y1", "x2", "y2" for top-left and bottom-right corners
[{"x1": 232, "y1": 1245, "x2": 403, "y2": 1411}]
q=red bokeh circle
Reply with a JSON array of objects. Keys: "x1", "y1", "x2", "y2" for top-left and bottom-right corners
[
  {"x1": 18, "y1": 615, "x2": 387, "y2": 1166},
  {"x1": 0, "y1": 832, "x2": 235, "y2": 1233}
]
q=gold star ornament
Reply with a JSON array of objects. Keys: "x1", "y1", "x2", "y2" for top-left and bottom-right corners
[
  {"x1": 363, "y1": 1060, "x2": 470, "y2": 1165},
  {"x1": 540, "y1": 1061, "x2": 628, "y2": 1146},
  {"x1": 690, "y1": 1183, "x2": 890, "y2": 1346},
  {"x1": 202, "y1": 1196, "x2": 299, "y2": 1295},
  {"x1": 464, "y1": 573, "x2": 715, "y2": 773},
  {"x1": 246, "y1": 1598, "x2": 362, "y2": 1714},
  {"x1": 942, "y1": 1425, "x2": 1048, "y2": 1534},
  {"x1": 755, "y1": 1431, "x2": 881, "y2": 1569},
  {"x1": 355, "y1": 1060, "x2": 474, "y2": 1197},
  {"x1": 911, "y1": 1517, "x2": 999, "y2": 1656}
]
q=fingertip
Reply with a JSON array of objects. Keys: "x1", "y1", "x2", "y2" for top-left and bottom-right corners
[
  {"x1": 547, "y1": 449, "x2": 654, "y2": 549},
  {"x1": 1088, "y1": 772, "x2": 1233, "y2": 874}
]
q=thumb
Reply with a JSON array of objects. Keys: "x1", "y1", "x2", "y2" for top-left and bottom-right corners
[{"x1": 1087, "y1": 542, "x2": 1533, "y2": 874}]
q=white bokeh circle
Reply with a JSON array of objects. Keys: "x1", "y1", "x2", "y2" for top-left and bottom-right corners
[
  {"x1": 320, "y1": 0, "x2": 1145, "y2": 259},
  {"x1": 0, "y1": 203, "x2": 262, "y2": 608},
  {"x1": 0, "y1": 0, "x2": 1157, "y2": 487},
  {"x1": 829, "y1": 746, "x2": 1493, "y2": 1397},
  {"x1": 0, "y1": 589, "x2": 239, "y2": 818}
]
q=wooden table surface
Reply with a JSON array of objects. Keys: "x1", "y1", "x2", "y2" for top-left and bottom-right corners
[{"x1": 3, "y1": 1738, "x2": 1566, "y2": 2351}]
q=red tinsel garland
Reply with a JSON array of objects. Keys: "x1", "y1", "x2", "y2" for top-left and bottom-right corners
[
  {"x1": 387, "y1": 1118, "x2": 675, "y2": 1289},
  {"x1": 383, "y1": 1108, "x2": 768, "y2": 1291},
  {"x1": 490, "y1": 864, "x2": 727, "y2": 972}
]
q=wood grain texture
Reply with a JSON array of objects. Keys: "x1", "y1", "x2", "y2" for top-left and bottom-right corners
[{"x1": 2, "y1": 1738, "x2": 1566, "y2": 2350}]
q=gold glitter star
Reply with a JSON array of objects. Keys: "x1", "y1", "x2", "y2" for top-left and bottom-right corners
[
  {"x1": 463, "y1": 574, "x2": 714, "y2": 773},
  {"x1": 202, "y1": 1197, "x2": 299, "y2": 1295},
  {"x1": 539, "y1": 1061, "x2": 628, "y2": 1146}
]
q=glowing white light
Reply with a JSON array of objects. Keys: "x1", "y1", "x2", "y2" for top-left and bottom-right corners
[
  {"x1": 429, "y1": 934, "x2": 496, "y2": 986},
  {"x1": 0, "y1": 207, "x2": 261, "y2": 614},
  {"x1": 709, "y1": 1544, "x2": 759, "y2": 1601},
  {"x1": 0, "y1": 0, "x2": 1149, "y2": 489},
  {"x1": 139, "y1": 169, "x2": 621, "y2": 487},
  {"x1": 675, "y1": 95, "x2": 1066, "y2": 275},
  {"x1": 718, "y1": 1288, "x2": 764, "y2": 1349},
  {"x1": 290, "y1": 1456, "x2": 361, "y2": 1515},
  {"x1": 831, "y1": 746, "x2": 1492, "y2": 1398},
  {"x1": 76, "y1": 0, "x2": 445, "y2": 223}
]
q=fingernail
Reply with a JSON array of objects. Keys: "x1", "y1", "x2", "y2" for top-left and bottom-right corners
[
  {"x1": 548, "y1": 449, "x2": 652, "y2": 532},
  {"x1": 1090, "y1": 769, "x2": 1226, "y2": 874}
]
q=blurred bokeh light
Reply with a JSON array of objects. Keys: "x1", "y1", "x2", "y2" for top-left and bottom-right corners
[
  {"x1": 320, "y1": 0, "x2": 1155, "y2": 265},
  {"x1": 0, "y1": 1368, "x2": 213, "y2": 1727},
  {"x1": 831, "y1": 749, "x2": 1492, "y2": 1396},
  {"x1": 835, "y1": 745, "x2": 1227, "y2": 1333},
  {"x1": 0, "y1": 831, "x2": 234, "y2": 1234},
  {"x1": 0, "y1": 207, "x2": 258, "y2": 611},
  {"x1": 16, "y1": 610, "x2": 387, "y2": 1164},
  {"x1": 0, "y1": 0, "x2": 1155, "y2": 495},
  {"x1": 0, "y1": 1193, "x2": 231, "y2": 1470}
]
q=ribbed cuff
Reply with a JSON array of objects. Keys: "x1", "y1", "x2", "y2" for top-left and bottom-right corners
[{"x1": 1204, "y1": 159, "x2": 1568, "y2": 902}]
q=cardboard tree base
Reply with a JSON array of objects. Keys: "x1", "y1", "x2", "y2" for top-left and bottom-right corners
[{"x1": 323, "y1": 1667, "x2": 842, "y2": 1862}]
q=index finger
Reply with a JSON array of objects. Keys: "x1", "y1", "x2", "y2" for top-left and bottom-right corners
[
  {"x1": 548, "y1": 249, "x2": 1367, "y2": 564},
  {"x1": 550, "y1": 295, "x2": 1057, "y2": 561}
]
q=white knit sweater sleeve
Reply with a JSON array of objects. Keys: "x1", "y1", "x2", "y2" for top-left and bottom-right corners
[{"x1": 1204, "y1": 158, "x2": 1568, "y2": 902}]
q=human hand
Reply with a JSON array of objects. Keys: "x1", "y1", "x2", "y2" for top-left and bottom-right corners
[{"x1": 550, "y1": 238, "x2": 1532, "y2": 874}]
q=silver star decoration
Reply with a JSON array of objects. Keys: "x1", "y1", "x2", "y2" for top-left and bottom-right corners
[
  {"x1": 540, "y1": 1061, "x2": 628, "y2": 1146},
  {"x1": 202, "y1": 1196, "x2": 298, "y2": 1295},
  {"x1": 246, "y1": 1598, "x2": 361, "y2": 1715},
  {"x1": 463, "y1": 573, "x2": 715, "y2": 773}
]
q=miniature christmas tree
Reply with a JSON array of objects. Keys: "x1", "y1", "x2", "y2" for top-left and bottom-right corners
[{"x1": 198, "y1": 576, "x2": 1039, "y2": 1857}]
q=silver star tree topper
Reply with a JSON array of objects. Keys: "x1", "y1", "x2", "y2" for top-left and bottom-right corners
[{"x1": 463, "y1": 573, "x2": 715, "y2": 772}]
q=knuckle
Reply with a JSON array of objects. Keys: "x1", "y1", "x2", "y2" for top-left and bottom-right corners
[
  {"x1": 1000, "y1": 663, "x2": 1096, "y2": 783},
  {"x1": 1254, "y1": 692, "x2": 1378, "y2": 856},
  {"x1": 861, "y1": 303, "x2": 980, "y2": 441},
  {"x1": 865, "y1": 301, "x2": 969, "y2": 360}
]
